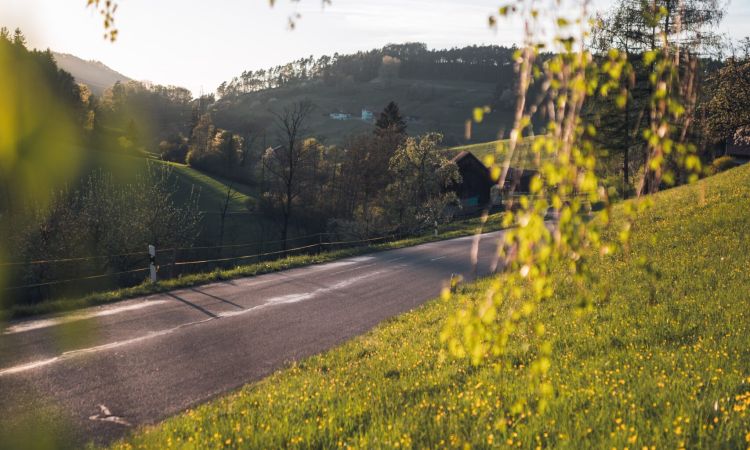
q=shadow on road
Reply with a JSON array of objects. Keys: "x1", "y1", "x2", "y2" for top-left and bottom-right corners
[
  {"x1": 164, "y1": 293, "x2": 219, "y2": 319},
  {"x1": 189, "y1": 288, "x2": 244, "y2": 310}
]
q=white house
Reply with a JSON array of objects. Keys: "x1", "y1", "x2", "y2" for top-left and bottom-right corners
[
  {"x1": 329, "y1": 112, "x2": 351, "y2": 120},
  {"x1": 361, "y1": 109, "x2": 374, "y2": 121}
]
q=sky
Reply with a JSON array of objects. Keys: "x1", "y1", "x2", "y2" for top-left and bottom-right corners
[{"x1": 1, "y1": 0, "x2": 748, "y2": 96}]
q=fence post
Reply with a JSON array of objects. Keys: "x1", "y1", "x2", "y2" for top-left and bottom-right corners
[{"x1": 148, "y1": 244, "x2": 157, "y2": 283}]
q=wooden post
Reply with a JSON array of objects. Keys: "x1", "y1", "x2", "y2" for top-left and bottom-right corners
[{"x1": 148, "y1": 245, "x2": 157, "y2": 283}]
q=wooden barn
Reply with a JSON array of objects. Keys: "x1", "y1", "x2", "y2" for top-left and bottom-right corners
[{"x1": 448, "y1": 151, "x2": 494, "y2": 210}]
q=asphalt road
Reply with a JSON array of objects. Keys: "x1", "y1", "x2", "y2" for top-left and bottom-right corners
[{"x1": 0, "y1": 230, "x2": 505, "y2": 447}]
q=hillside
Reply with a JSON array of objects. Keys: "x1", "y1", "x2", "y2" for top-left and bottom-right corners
[
  {"x1": 114, "y1": 164, "x2": 750, "y2": 448},
  {"x1": 52, "y1": 52, "x2": 131, "y2": 95},
  {"x1": 90, "y1": 152, "x2": 267, "y2": 245},
  {"x1": 212, "y1": 79, "x2": 512, "y2": 147},
  {"x1": 214, "y1": 79, "x2": 513, "y2": 145}
]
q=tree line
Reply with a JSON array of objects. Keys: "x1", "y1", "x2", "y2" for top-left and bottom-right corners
[
  {"x1": 578, "y1": 0, "x2": 743, "y2": 198},
  {"x1": 178, "y1": 100, "x2": 462, "y2": 249},
  {"x1": 216, "y1": 43, "x2": 518, "y2": 98}
]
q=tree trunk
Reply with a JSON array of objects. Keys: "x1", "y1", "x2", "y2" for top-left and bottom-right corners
[{"x1": 624, "y1": 85, "x2": 631, "y2": 198}]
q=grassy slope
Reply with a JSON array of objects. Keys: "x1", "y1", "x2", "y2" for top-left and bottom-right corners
[
  {"x1": 113, "y1": 164, "x2": 750, "y2": 449},
  {"x1": 446, "y1": 137, "x2": 538, "y2": 169},
  {"x1": 213, "y1": 78, "x2": 509, "y2": 146},
  {"x1": 92, "y1": 151, "x2": 268, "y2": 244},
  {"x1": 93, "y1": 152, "x2": 254, "y2": 212}
]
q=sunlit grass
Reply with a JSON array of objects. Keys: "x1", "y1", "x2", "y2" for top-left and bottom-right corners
[
  {"x1": 112, "y1": 164, "x2": 750, "y2": 449},
  {"x1": 91, "y1": 150, "x2": 270, "y2": 245},
  {"x1": 93, "y1": 152, "x2": 255, "y2": 212}
]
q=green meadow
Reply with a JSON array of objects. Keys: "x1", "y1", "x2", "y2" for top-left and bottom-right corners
[{"x1": 111, "y1": 163, "x2": 750, "y2": 449}]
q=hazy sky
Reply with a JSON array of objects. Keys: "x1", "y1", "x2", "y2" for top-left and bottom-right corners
[{"x1": 2, "y1": 0, "x2": 748, "y2": 96}]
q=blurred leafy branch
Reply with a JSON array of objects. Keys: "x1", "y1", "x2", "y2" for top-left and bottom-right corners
[
  {"x1": 441, "y1": 0, "x2": 710, "y2": 417},
  {"x1": 86, "y1": 0, "x2": 118, "y2": 41},
  {"x1": 86, "y1": 0, "x2": 333, "y2": 40}
]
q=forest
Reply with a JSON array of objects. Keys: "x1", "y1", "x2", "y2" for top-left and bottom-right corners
[{"x1": 216, "y1": 43, "x2": 518, "y2": 97}]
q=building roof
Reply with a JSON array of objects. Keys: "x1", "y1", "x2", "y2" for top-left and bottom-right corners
[
  {"x1": 451, "y1": 151, "x2": 483, "y2": 165},
  {"x1": 728, "y1": 132, "x2": 750, "y2": 158}
]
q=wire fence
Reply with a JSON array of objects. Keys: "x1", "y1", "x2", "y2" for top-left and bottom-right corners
[
  {"x1": 1, "y1": 231, "x2": 405, "y2": 301},
  {"x1": 1, "y1": 202, "x2": 516, "y2": 303}
]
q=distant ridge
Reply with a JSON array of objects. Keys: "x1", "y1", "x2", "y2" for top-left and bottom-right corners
[{"x1": 52, "y1": 52, "x2": 131, "y2": 95}]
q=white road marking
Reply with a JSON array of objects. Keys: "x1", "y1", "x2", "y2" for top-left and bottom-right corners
[
  {"x1": 430, "y1": 256, "x2": 447, "y2": 261},
  {"x1": 2, "y1": 256, "x2": 381, "y2": 336},
  {"x1": 220, "y1": 270, "x2": 387, "y2": 318},
  {"x1": 0, "y1": 357, "x2": 60, "y2": 376},
  {"x1": 0, "y1": 269, "x2": 389, "y2": 377},
  {"x1": 0, "y1": 318, "x2": 214, "y2": 378},
  {"x1": 2, "y1": 300, "x2": 170, "y2": 335},
  {"x1": 347, "y1": 256, "x2": 376, "y2": 263},
  {"x1": 233, "y1": 256, "x2": 374, "y2": 286},
  {"x1": 89, "y1": 404, "x2": 131, "y2": 427}
]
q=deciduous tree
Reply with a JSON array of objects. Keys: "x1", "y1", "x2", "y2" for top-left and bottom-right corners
[
  {"x1": 262, "y1": 100, "x2": 316, "y2": 249},
  {"x1": 386, "y1": 132, "x2": 460, "y2": 231}
]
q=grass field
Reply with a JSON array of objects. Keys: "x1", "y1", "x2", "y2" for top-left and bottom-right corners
[
  {"x1": 91, "y1": 151, "x2": 271, "y2": 245},
  {"x1": 446, "y1": 136, "x2": 538, "y2": 169},
  {"x1": 112, "y1": 163, "x2": 750, "y2": 449},
  {"x1": 93, "y1": 152, "x2": 255, "y2": 212}
]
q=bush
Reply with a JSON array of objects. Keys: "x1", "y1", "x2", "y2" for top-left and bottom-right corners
[
  {"x1": 710, "y1": 155, "x2": 740, "y2": 175},
  {"x1": 160, "y1": 135, "x2": 189, "y2": 163}
]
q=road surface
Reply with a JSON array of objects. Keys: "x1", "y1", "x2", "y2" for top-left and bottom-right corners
[{"x1": 0, "y1": 230, "x2": 505, "y2": 447}]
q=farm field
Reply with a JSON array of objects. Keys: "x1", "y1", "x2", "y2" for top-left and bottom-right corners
[{"x1": 113, "y1": 163, "x2": 750, "y2": 449}]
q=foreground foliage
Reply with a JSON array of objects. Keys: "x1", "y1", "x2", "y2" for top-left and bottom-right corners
[{"x1": 112, "y1": 165, "x2": 750, "y2": 448}]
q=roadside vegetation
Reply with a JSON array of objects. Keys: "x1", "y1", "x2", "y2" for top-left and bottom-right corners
[{"x1": 112, "y1": 161, "x2": 750, "y2": 450}]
